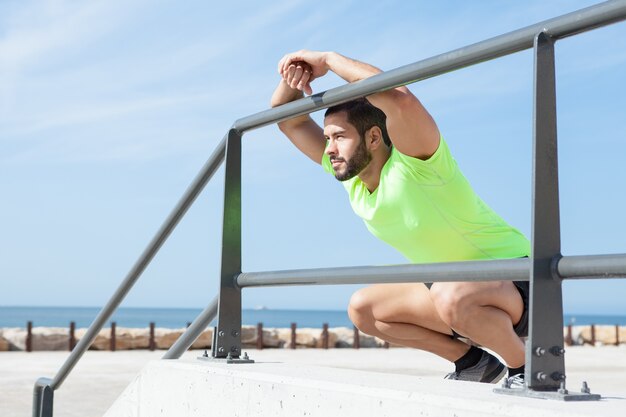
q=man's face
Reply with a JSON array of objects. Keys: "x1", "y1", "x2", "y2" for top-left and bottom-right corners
[{"x1": 323, "y1": 111, "x2": 372, "y2": 181}]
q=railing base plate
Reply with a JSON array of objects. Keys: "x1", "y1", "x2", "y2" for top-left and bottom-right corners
[
  {"x1": 197, "y1": 355, "x2": 254, "y2": 364},
  {"x1": 494, "y1": 387, "x2": 601, "y2": 401}
]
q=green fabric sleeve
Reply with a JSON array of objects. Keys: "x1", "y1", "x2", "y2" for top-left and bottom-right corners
[{"x1": 392, "y1": 136, "x2": 457, "y2": 184}]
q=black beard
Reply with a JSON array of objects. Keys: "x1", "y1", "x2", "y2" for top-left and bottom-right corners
[{"x1": 333, "y1": 138, "x2": 372, "y2": 181}]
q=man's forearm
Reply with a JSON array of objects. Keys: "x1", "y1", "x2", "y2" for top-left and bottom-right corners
[
  {"x1": 323, "y1": 51, "x2": 382, "y2": 84},
  {"x1": 322, "y1": 51, "x2": 413, "y2": 118},
  {"x1": 269, "y1": 76, "x2": 325, "y2": 164},
  {"x1": 270, "y1": 79, "x2": 314, "y2": 135},
  {"x1": 270, "y1": 79, "x2": 304, "y2": 108}
]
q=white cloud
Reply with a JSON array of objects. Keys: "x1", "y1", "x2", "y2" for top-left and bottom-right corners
[
  {"x1": 0, "y1": 1, "x2": 144, "y2": 70},
  {"x1": 0, "y1": 1, "x2": 149, "y2": 124},
  {"x1": 0, "y1": 0, "x2": 314, "y2": 165},
  {"x1": 4, "y1": 92, "x2": 211, "y2": 135}
]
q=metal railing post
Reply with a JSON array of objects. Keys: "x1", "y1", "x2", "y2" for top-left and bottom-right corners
[
  {"x1": 497, "y1": 31, "x2": 601, "y2": 400},
  {"x1": 213, "y1": 129, "x2": 245, "y2": 360},
  {"x1": 526, "y1": 31, "x2": 565, "y2": 392},
  {"x1": 32, "y1": 378, "x2": 53, "y2": 417}
]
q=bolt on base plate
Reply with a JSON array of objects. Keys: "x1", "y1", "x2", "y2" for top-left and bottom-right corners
[{"x1": 197, "y1": 350, "x2": 254, "y2": 364}]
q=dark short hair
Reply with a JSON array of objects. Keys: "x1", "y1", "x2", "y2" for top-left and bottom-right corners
[{"x1": 324, "y1": 98, "x2": 391, "y2": 146}]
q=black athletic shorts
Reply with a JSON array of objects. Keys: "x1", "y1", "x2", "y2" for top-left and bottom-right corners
[{"x1": 448, "y1": 279, "x2": 529, "y2": 340}]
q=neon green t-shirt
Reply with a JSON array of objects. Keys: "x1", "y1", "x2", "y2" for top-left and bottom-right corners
[{"x1": 322, "y1": 137, "x2": 530, "y2": 263}]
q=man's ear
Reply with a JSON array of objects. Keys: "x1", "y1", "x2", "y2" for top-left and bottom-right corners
[{"x1": 366, "y1": 126, "x2": 384, "y2": 150}]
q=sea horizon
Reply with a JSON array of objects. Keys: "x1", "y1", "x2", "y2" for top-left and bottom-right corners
[
  {"x1": 0, "y1": 305, "x2": 352, "y2": 329},
  {"x1": 1, "y1": 305, "x2": 626, "y2": 329}
]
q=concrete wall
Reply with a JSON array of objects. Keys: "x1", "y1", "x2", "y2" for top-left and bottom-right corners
[{"x1": 103, "y1": 358, "x2": 620, "y2": 417}]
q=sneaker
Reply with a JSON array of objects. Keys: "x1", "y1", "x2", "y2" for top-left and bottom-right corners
[
  {"x1": 444, "y1": 351, "x2": 507, "y2": 383},
  {"x1": 502, "y1": 373, "x2": 525, "y2": 389}
]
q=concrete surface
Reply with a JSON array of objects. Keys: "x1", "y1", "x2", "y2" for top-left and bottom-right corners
[
  {"x1": 105, "y1": 359, "x2": 626, "y2": 417},
  {"x1": 2, "y1": 346, "x2": 625, "y2": 417}
]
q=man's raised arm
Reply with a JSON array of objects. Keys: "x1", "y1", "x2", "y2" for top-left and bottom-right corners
[
  {"x1": 270, "y1": 72, "x2": 326, "y2": 164},
  {"x1": 279, "y1": 50, "x2": 440, "y2": 160}
]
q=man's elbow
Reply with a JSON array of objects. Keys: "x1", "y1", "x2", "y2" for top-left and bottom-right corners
[
  {"x1": 277, "y1": 120, "x2": 299, "y2": 137},
  {"x1": 277, "y1": 116, "x2": 310, "y2": 135},
  {"x1": 393, "y1": 88, "x2": 420, "y2": 111},
  {"x1": 270, "y1": 97, "x2": 284, "y2": 108},
  {"x1": 277, "y1": 121, "x2": 290, "y2": 133}
]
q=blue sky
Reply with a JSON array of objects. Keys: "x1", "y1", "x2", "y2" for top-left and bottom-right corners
[{"x1": 1, "y1": 0, "x2": 625, "y2": 314}]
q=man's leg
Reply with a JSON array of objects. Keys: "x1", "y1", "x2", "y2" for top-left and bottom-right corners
[
  {"x1": 349, "y1": 281, "x2": 525, "y2": 382},
  {"x1": 429, "y1": 281, "x2": 525, "y2": 368},
  {"x1": 348, "y1": 283, "x2": 470, "y2": 362}
]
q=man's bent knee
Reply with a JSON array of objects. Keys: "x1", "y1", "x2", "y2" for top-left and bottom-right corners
[
  {"x1": 347, "y1": 289, "x2": 376, "y2": 333},
  {"x1": 429, "y1": 283, "x2": 472, "y2": 331}
]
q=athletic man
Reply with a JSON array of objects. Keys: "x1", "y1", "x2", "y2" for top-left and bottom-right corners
[{"x1": 270, "y1": 50, "x2": 529, "y2": 385}]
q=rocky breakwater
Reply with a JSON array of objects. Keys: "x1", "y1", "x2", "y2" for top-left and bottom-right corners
[
  {"x1": 2, "y1": 325, "x2": 624, "y2": 351},
  {"x1": 569, "y1": 324, "x2": 626, "y2": 346},
  {"x1": 0, "y1": 325, "x2": 386, "y2": 351}
]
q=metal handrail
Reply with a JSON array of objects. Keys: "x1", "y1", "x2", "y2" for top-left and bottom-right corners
[
  {"x1": 232, "y1": 0, "x2": 626, "y2": 134},
  {"x1": 235, "y1": 254, "x2": 626, "y2": 288},
  {"x1": 47, "y1": 137, "x2": 226, "y2": 391},
  {"x1": 162, "y1": 253, "x2": 626, "y2": 360},
  {"x1": 166, "y1": 0, "x2": 626, "y2": 359},
  {"x1": 33, "y1": 1, "x2": 626, "y2": 415}
]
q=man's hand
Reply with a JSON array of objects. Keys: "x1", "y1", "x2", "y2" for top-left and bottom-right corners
[
  {"x1": 278, "y1": 50, "x2": 330, "y2": 95},
  {"x1": 270, "y1": 52, "x2": 327, "y2": 164},
  {"x1": 272, "y1": 49, "x2": 439, "y2": 161}
]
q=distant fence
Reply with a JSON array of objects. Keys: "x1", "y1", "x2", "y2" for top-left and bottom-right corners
[
  {"x1": 2, "y1": 320, "x2": 622, "y2": 352},
  {"x1": 8, "y1": 321, "x2": 383, "y2": 351}
]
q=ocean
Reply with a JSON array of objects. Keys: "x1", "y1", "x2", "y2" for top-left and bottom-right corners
[
  {"x1": 0, "y1": 306, "x2": 353, "y2": 329},
  {"x1": 0, "y1": 306, "x2": 624, "y2": 329}
]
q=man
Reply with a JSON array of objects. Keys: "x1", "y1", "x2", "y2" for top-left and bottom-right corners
[{"x1": 270, "y1": 50, "x2": 529, "y2": 385}]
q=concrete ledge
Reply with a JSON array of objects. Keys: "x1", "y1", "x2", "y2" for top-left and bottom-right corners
[{"x1": 104, "y1": 358, "x2": 624, "y2": 417}]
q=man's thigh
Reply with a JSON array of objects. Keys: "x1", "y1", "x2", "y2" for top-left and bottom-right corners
[
  {"x1": 430, "y1": 280, "x2": 525, "y2": 326},
  {"x1": 355, "y1": 283, "x2": 453, "y2": 336}
]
